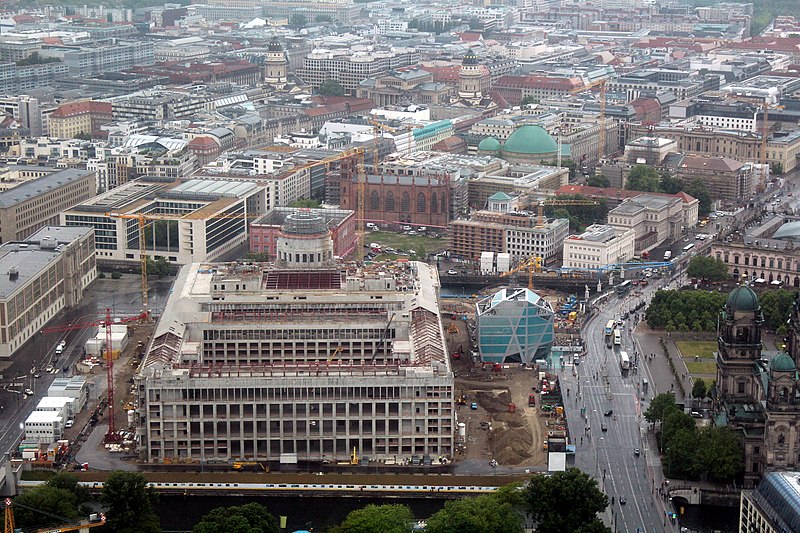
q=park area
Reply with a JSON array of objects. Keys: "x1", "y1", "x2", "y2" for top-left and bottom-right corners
[
  {"x1": 367, "y1": 231, "x2": 447, "y2": 260},
  {"x1": 676, "y1": 340, "x2": 717, "y2": 383}
]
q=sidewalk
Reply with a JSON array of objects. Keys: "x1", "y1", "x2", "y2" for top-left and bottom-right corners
[{"x1": 633, "y1": 326, "x2": 687, "y2": 404}]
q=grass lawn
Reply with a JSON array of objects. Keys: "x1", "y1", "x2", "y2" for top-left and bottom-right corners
[
  {"x1": 676, "y1": 340, "x2": 717, "y2": 360},
  {"x1": 367, "y1": 231, "x2": 448, "y2": 256},
  {"x1": 685, "y1": 361, "x2": 717, "y2": 375}
]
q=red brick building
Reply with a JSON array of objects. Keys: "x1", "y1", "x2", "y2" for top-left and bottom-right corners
[{"x1": 334, "y1": 162, "x2": 451, "y2": 230}]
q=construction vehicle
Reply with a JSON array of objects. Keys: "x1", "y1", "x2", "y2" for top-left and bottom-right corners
[
  {"x1": 447, "y1": 322, "x2": 459, "y2": 335},
  {"x1": 43, "y1": 309, "x2": 149, "y2": 443},
  {"x1": 351, "y1": 447, "x2": 358, "y2": 465},
  {"x1": 232, "y1": 461, "x2": 269, "y2": 472},
  {"x1": 5, "y1": 497, "x2": 106, "y2": 533}
]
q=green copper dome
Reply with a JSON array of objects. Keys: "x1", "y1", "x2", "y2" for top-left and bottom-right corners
[
  {"x1": 725, "y1": 285, "x2": 759, "y2": 313},
  {"x1": 771, "y1": 353, "x2": 796, "y2": 373},
  {"x1": 502, "y1": 125, "x2": 558, "y2": 156},
  {"x1": 478, "y1": 136, "x2": 501, "y2": 152}
]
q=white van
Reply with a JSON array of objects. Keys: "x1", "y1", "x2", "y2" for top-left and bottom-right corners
[{"x1": 55, "y1": 340, "x2": 66, "y2": 355}]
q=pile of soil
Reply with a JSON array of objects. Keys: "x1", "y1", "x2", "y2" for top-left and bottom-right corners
[
  {"x1": 489, "y1": 420, "x2": 533, "y2": 465},
  {"x1": 475, "y1": 390, "x2": 511, "y2": 412}
]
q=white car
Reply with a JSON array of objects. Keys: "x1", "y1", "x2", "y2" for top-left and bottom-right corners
[
  {"x1": 65, "y1": 419, "x2": 74, "y2": 429},
  {"x1": 24, "y1": 389, "x2": 33, "y2": 396},
  {"x1": 402, "y1": 225, "x2": 412, "y2": 231},
  {"x1": 447, "y1": 269, "x2": 458, "y2": 275}
]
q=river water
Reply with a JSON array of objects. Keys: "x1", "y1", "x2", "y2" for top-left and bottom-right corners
[{"x1": 155, "y1": 495, "x2": 737, "y2": 533}]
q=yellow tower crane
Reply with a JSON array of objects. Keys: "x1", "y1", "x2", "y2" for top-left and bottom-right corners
[
  {"x1": 570, "y1": 78, "x2": 609, "y2": 160},
  {"x1": 500, "y1": 256, "x2": 543, "y2": 290},
  {"x1": 5, "y1": 498, "x2": 106, "y2": 533}
]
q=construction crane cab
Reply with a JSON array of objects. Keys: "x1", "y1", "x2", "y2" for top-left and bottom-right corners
[{"x1": 232, "y1": 461, "x2": 269, "y2": 472}]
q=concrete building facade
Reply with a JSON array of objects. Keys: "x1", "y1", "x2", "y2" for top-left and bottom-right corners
[
  {"x1": 0, "y1": 226, "x2": 96, "y2": 358},
  {"x1": 562, "y1": 224, "x2": 636, "y2": 269},
  {"x1": 0, "y1": 168, "x2": 96, "y2": 244},
  {"x1": 136, "y1": 259, "x2": 453, "y2": 463}
]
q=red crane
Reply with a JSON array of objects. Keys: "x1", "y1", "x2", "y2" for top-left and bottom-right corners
[{"x1": 43, "y1": 308, "x2": 149, "y2": 443}]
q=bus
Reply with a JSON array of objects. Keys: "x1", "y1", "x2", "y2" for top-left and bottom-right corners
[
  {"x1": 683, "y1": 243, "x2": 695, "y2": 253},
  {"x1": 604, "y1": 320, "x2": 615, "y2": 337},
  {"x1": 615, "y1": 280, "x2": 632, "y2": 295},
  {"x1": 619, "y1": 351, "x2": 630, "y2": 371},
  {"x1": 613, "y1": 330, "x2": 622, "y2": 346}
]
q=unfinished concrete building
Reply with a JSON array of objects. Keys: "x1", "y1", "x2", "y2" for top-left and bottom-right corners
[{"x1": 136, "y1": 218, "x2": 453, "y2": 463}]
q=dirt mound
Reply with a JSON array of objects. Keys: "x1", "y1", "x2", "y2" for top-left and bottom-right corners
[
  {"x1": 489, "y1": 422, "x2": 533, "y2": 465},
  {"x1": 492, "y1": 411, "x2": 527, "y2": 428},
  {"x1": 475, "y1": 390, "x2": 511, "y2": 413}
]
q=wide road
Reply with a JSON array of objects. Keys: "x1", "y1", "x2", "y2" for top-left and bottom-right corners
[{"x1": 562, "y1": 271, "x2": 684, "y2": 533}]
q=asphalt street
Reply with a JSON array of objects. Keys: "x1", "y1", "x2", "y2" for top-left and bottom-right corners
[
  {"x1": 0, "y1": 276, "x2": 172, "y2": 473},
  {"x1": 561, "y1": 268, "x2": 691, "y2": 533}
]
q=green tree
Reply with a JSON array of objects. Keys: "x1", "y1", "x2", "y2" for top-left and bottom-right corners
[
  {"x1": 659, "y1": 173, "x2": 684, "y2": 194},
  {"x1": 525, "y1": 468, "x2": 609, "y2": 533},
  {"x1": 11, "y1": 473, "x2": 91, "y2": 529},
  {"x1": 685, "y1": 179, "x2": 712, "y2": 216},
  {"x1": 697, "y1": 426, "x2": 744, "y2": 482},
  {"x1": 426, "y1": 493, "x2": 523, "y2": 533},
  {"x1": 692, "y1": 378, "x2": 707, "y2": 399},
  {"x1": 335, "y1": 504, "x2": 414, "y2": 533},
  {"x1": 520, "y1": 95, "x2": 538, "y2": 106},
  {"x1": 289, "y1": 13, "x2": 308, "y2": 28},
  {"x1": 193, "y1": 502, "x2": 279, "y2": 533},
  {"x1": 318, "y1": 79, "x2": 345, "y2": 96},
  {"x1": 586, "y1": 174, "x2": 610, "y2": 188},
  {"x1": 625, "y1": 165, "x2": 661, "y2": 192},
  {"x1": 544, "y1": 194, "x2": 608, "y2": 232},
  {"x1": 760, "y1": 290, "x2": 798, "y2": 332},
  {"x1": 662, "y1": 410, "x2": 696, "y2": 449},
  {"x1": 100, "y1": 471, "x2": 160, "y2": 533},
  {"x1": 644, "y1": 393, "x2": 677, "y2": 425},
  {"x1": 289, "y1": 198, "x2": 322, "y2": 208},
  {"x1": 315, "y1": 14, "x2": 333, "y2": 22},
  {"x1": 664, "y1": 428, "x2": 698, "y2": 478},
  {"x1": 687, "y1": 256, "x2": 729, "y2": 282}
]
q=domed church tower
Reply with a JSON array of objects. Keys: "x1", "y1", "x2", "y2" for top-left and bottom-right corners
[
  {"x1": 717, "y1": 285, "x2": 764, "y2": 401},
  {"x1": 265, "y1": 40, "x2": 288, "y2": 87},
  {"x1": 458, "y1": 51, "x2": 483, "y2": 104}
]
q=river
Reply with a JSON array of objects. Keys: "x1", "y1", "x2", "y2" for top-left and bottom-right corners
[{"x1": 154, "y1": 495, "x2": 737, "y2": 533}]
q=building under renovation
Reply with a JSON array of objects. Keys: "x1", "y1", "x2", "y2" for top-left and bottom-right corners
[{"x1": 136, "y1": 213, "x2": 453, "y2": 463}]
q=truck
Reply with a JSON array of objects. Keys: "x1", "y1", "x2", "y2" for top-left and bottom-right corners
[{"x1": 663, "y1": 250, "x2": 672, "y2": 261}]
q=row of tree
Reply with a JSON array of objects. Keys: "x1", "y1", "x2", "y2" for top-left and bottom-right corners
[
  {"x1": 625, "y1": 165, "x2": 712, "y2": 215},
  {"x1": 645, "y1": 289, "x2": 799, "y2": 333},
  {"x1": 545, "y1": 194, "x2": 610, "y2": 232},
  {"x1": 645, "y1": 290, "x2": 727, "y2": 332},
  {"x1": 644, "y1": 394, "x2": 743, "y2": 482},
  {"x1": 13, "y1": 469, "x2": 611, "y2": 533}
]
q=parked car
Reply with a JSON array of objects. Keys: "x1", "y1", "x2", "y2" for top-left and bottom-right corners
[
  {"x1": 470, "y1": 402, "x2": 478, "y2": 410},
  {"x1": 447, "y1": 269, "x2": 458, "y2": 275}
]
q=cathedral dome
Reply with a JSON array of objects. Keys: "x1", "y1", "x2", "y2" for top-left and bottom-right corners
[
  {"x1": 770, "y1": 353, "x2": 796, "y2": 373},
  {"x1": 725, "y1": 285, "x2": 759, "y2": 313},
  {"x1": 503, "y1": 125, "x2": 558, "y2": 156},
  {"x1": 478, "y1": 136, "x2": 501, "y2": 152}
]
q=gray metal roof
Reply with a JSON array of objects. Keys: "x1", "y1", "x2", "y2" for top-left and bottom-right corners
[
  {"x1": 0, "y1": 247, "x2": 61, "y2": 300},
  {"x1": 0, "y1": 168, "x2": 93, "y2": 209}
]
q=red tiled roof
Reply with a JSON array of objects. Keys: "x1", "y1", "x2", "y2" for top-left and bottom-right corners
[
  {"x1": 555, "y1": 185, "x2": 696, "y2": 204},
  {"x1": 457, "y1": 32, "x2": 483, "y2": 42},
  {"x1": 188, "y1": 136, "x2": 219, "y2": 149},
  {"x1": 679, "y1": 155, "x2": 744, "y2": 172},
  {"x1": 49, "y1": 101, "x2": 112, "y2": 119}
]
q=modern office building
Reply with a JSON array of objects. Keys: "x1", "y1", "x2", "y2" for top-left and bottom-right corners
[
  {"x1": 0, "y1": 226, "x2": 96, "y2": 358},
  {"x1": 297, "y1": 47, "x2": 419, "y2": 95},
  {"x1": 61, "y1": 177, "x2": 267, "y2": 266},
  {"x1": 0, "y1": 168, "x2": 96, "y2": 244},
  {"x1": 561, "y1": 224, "x2": 636, "y2": 269},
  {"x1": 740, "y1": 471, "x2": 800, "y2": 533},
  {"x1": 475, "y1": 287, "x2": 554, "y2": 364},
  {"x1": 135, "y1": 256, "x2": 453, "y2": 463}
]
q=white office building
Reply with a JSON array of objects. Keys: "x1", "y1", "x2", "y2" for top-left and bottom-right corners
[{"x1": 562, "y1": 224, "x2": 636, "y2": 270}]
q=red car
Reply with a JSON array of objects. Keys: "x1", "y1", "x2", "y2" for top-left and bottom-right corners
[{"x1": 451, "y1": 353, "x2": 461, "y2": 360}]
